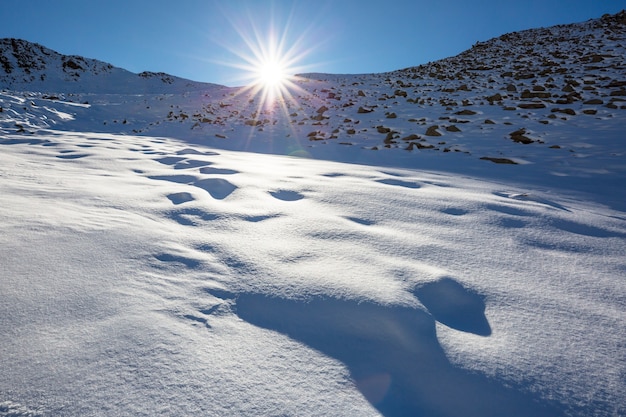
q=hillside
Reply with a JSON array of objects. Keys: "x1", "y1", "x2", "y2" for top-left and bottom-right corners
[
  {"x1": 0, "y1": 38, "x2": 221, "y2": 94},
  {"x1": 1, "y1": 12, "x2": 625, "y2": 211},
  {"x1": 1, "y1": 11, "x2": 625, "y2": 417}
]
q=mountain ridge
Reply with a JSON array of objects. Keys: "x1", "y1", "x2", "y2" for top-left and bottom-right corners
[
  {"x1": 0, "y1": 38, "x2": 222, "y2": 93},
  {"x1": 2, "y1": 11, "x2": 625, "y2": 93}
]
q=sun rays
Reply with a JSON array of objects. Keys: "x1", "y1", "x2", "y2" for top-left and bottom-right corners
[
  {"x1": 242, "y1": 38, "x2": 299, "y2": 107},
  {"x1": 232, "y1": 25, "x2": 309, "y2": 113},
  {"x1": 200, "y1": 3, "x2": 335, "y2": 155},
  {"x1": 209, "y1": 5, "x2": 326, "y2": 112}
]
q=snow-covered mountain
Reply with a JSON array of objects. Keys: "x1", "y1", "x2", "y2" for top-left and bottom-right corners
[
  {"x1": 2, "y1": 11, "x2": 625, "y2": 210},
  {"x1": 0, "y1": 38, "x2": 220, "y2": 93},
  {"x1": 1, "y1": 11, "x2": 625, "y2": 417}
]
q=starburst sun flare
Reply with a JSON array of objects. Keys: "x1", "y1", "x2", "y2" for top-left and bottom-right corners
[
  {"x1": 210, "y1": 7, "x2": 331, "y2": 153},
  {"x1": 237, "y1": 34, "x2": 305, "y2": 108},
  {"x1": 215, "y1": 11, "x2": 321, "y2": 111},
  {"x1": 256, "y1": 59, "x2": 289, "y2": 89}
]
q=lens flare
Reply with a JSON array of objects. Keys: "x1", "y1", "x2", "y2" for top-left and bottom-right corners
[
  {"x1": 242, "y1": 36, "x2": 299, "y2": 107},
  {"x1": 206, "y1": 4, "x2": 333, "y2": 153},
  {"x1": 257, "y1": 59, "x2": 287, "y2": 88},
  {"x1": 209, "y1": 5, "x2": 327, "y2": 106},
  {"x1": 232, "y1": 26, "x2": 309, "y2": 111}
]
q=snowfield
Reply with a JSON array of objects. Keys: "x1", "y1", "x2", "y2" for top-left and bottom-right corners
[
  {"x1": 1, "y1": 11, "x2": 626, "y2": 417},
  {"x1": 1, "y1": 130, "x2": 624, "y2": 416}
]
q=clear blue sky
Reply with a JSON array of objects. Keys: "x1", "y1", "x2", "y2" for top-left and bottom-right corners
[{"x1": 2, "y1": 0, "x2": 625, "y2": 86}]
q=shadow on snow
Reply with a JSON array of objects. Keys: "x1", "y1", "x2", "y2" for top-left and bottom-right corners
[{"x1": 231, "y1": 277, "x2": 563, "y2": 417}]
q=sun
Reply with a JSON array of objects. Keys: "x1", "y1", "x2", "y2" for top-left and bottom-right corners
[
  {"x1": 211, "y1": 7, "x2": 327, "y2": 122},
  {"x1": 233, "y1": 37, "x2": 306, "y2": 108},
  {"x1": 213, "y1": 18, "x2": 313, "y2": 104},
  {"x1": 246, "y1": 38, "x2": 297, "y2": 103},
  {"x1": 256, "y1": 59, "x2": 288, "y2": 89}
]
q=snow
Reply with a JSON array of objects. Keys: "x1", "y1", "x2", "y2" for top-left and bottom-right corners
[
  {"x1": 2, "y1": 129, "x2": 624, "y2": 416},
  {"x1": 1, "y1": 12, "x2": 626, "y2": 417}
]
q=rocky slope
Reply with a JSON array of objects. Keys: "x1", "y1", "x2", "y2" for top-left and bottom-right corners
[
  {"x1": 0, "y1": 38, "x2": 220, "y2": 93},
  {"x1": 392, "y1": 10, "x2": 626, "y2": 112},
  {"x1": 1, "y1": 11, "x2": 625, "y2": 169}
]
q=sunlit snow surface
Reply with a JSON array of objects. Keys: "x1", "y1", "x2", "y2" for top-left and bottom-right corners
[
  {"x1": 2, "y1": 13, "x2": 626, "y2": 415},
  {"x1": 1, "y1": 130, "x2": 624, "y2": 417}
]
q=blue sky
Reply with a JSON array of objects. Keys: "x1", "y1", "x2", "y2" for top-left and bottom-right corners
[{"x1": 2, "y1": 0, "x2": 625, "y2": 86}]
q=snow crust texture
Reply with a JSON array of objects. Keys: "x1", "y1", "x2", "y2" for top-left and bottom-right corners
[
  {"x1": 1, "y1": 130, "x2": 624, "y2": 416},
  {"x1": 1, "y1": 10, "x2": 625, "y2": 417}
]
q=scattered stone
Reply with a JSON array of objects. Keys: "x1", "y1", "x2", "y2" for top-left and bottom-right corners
[
  {"x1": 521, "y1": 90, "x2": 551, "y2": 99},
  {"x1": 401, "y1": 134, "x2": 420, "y2": 141},
  {"x1": 454, "y1": 109, "x2": 477, "y2": 116},
  {"x1": 515, "y1": 73, "x2": 535, "y2": 80},
  {"x1": 357, "y1": 106, "x2": 373, "y2": 113},
  {"x1": 607, "y1": 80, "x2": 626, "y2": 88},
  {"x1": 384, "y1": 132, "x2": 397, "y2": 144},
  {"x1": 551, "y1": 108, "x2": 576, "y2": 115},
  {"x1": 425, "y1": 125, "x2": 442, "y2": 136},
  {"x1": 486, "y1": 93, "x2": 503, "y2": 103},
  {"x1": 446, "y1": 125, "x2": 461, "y2": 132},
  {"x1": 518, "y1": 102, "x2": 547, "y2": 109},
  {"x1": 583, "y1": 98, "x2": 603, "y2": 105},
  {"x1": 510, "y1": 128, "x2": 534, "y2": 144},
  {"x1": 316, "y1": 105, "x2": 329, "y2": 114},
  {"x1": 480, "y1": 157, "x2": 518, "y2": 164},
  {"x1": 408, "y1": 142, "x2": 435, "y2": 150}
]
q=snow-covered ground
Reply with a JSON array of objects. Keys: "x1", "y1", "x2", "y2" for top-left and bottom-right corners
[
  {"x1": 1, "y1": 11, "x2": 626, "y2": 417},
  {"x1": 1, "y1": 129, "x2": 624, "y2": 417}
]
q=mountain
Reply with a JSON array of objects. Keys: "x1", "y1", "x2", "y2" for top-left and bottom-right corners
[
  {"x1": 0, "y1": 13, "x2": 625, "y2": 417},
  {"x1": 395, "y1": 10, "x2": 626, "y2": 93},
  {"x1": 0, "y1": 38, "x2": 221, "y2": 93},
  {"x1": 1, "y1": 11, "x2": 625, "y2": 208}
]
